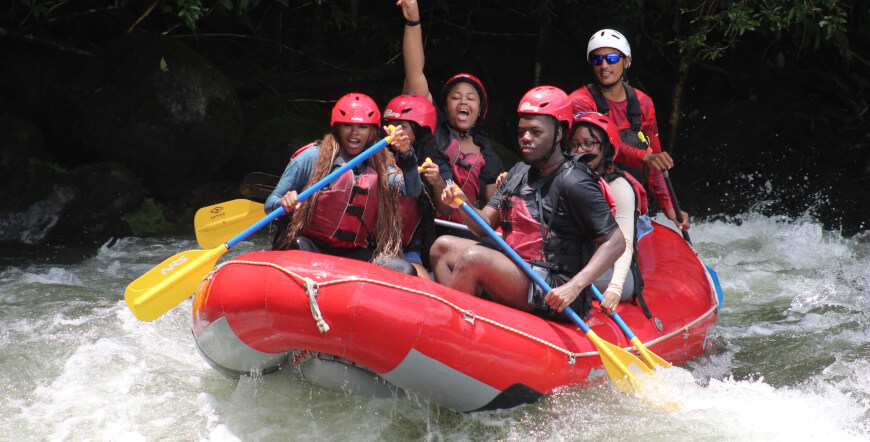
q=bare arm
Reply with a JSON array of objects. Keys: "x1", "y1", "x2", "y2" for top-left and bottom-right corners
[
  {"x1": 600, "y1": 179, "x2": 636, "y2": 314},
  {"x1": 397, "y1": 0, "x2": 433, "y2": 102},
  {"x1": 441, "y1": 184, "x2": 499, "y2": 236}
]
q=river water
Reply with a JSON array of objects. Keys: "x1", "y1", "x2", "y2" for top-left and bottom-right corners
[{"x1": 1, "y1": 211, "x2": 869, "y2": 441}]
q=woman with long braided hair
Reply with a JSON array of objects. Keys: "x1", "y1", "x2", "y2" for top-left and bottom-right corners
[{"x1": 265, "y1": 93, "x2": 422, "y2": 275}]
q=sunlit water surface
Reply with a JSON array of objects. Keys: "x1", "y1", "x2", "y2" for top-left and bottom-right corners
[{"x1": 1, "y1": 212, "x2": 868, "y2": 440}]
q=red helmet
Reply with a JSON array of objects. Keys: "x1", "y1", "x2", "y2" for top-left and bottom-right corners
[
  {"x1": 331, "y1": 93, "x2": 381, "y2": 127},
  {"x1": 383, "y1": 94, "x2": 437, "y2": 135},
  {"x1": 517, "y1": 86, "x2": 573, "y2": 131},
  {"x1": 442, "y1": 73, "x2": 488, "y2": 119},
  {"x1": 572, "y1": 111, "x2": 620, "y2": 148}
]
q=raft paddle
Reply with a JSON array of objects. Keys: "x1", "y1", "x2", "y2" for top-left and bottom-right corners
[
  {"x1": 194, "y1": 199, "x2": 269, "y2": 249},
  {"x1": 241, "y1": 156, "x2": 432, "y2": 200},
  {"x1": 449, "y1": 192, "x2": 652, "y2": 394},
  {"x1": 195, "y1": 198, "x2": 495, "y2": 250},
  {"x1": 125, "y1": 128, "x2": 400, "y2": 322},
  {"x1": 662, "y1": 170, "x2": 691, "y2": 244},
  {"x1": 588, "y1": 284, "x2": 671, "y2": 369},
  {"x1": 659, "y1": 162, "x2": 724, "y2": 309},
  {"x1": 239, "y1": 171, "x2": 280, "y2": 200}
]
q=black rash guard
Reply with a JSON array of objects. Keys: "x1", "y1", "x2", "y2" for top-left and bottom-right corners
[{"x1": 488, "y1": 159, "x2": 618, "y2": 244}]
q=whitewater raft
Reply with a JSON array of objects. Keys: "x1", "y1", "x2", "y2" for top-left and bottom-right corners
[{"x1": 191, "y1": 222, "x2": 722, "y2": 412}]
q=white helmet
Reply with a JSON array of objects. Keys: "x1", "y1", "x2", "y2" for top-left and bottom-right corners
[{"x1": 586, "y1": 29, "x2": 632, "y2": 61}]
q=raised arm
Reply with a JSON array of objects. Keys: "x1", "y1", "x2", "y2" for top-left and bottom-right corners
[{"x1": 397, "y1": 0, "x2": 433, "y2": 102}]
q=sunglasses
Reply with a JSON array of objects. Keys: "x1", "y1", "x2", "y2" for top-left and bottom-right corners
[{"x1": 589, "y1": 53, "x2": 623, "y2": 65}]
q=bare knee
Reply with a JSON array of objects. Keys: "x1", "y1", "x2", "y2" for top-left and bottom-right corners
[
  {"x1": 454, "y1": 245, "x2": 492, "y2": 269},
  {"x1": 430, "y1": 236, "x2": 452, "y2": 261}
]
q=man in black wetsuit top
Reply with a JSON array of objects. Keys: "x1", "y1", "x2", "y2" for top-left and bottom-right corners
[{"x1": 429, "y1": 86, "x2": 624, "y2": 318}]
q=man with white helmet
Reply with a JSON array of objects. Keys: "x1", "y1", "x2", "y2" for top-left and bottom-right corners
[{"x1": 569, "y1": 29, "x2": 690, "y2": 232}]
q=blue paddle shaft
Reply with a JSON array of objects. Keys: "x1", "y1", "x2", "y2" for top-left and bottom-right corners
[
  {"x1": 455, "y1": 201, "x2": 592, "y2": 334},
  {"x1": 588, "y1": 284, "x2": 638, "y2": 340},
  {"x1": 226, "y1": 136, "x2": 393, "y2": 249}
]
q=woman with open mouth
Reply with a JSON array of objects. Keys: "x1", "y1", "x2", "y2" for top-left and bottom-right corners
[
  {"x1": 396, "y1": 0, "x2": 505, "y2": 241},
  {"x1": 264, "y1": 92, "x2": 422, "y2": 276}
]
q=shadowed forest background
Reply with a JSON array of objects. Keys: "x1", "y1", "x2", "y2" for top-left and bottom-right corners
[{"x1": 1, "y1": 0, "x2": 868, "y2": 248}]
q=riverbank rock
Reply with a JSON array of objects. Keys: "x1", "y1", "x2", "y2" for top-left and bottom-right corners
[
  {"x1": 48, "y1": 33, "x2": 243, "y2": 198},
  {"x1": 0, "y1": 160, "x2": 143, "y2": 245}
]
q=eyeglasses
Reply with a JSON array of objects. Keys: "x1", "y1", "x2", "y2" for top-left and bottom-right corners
[
  {"x1": 589, "y1": 53, "x2": 623, "y2": 66},
  {"x1": 572, "y1": 140, "x2": 601, "y2": 150}
]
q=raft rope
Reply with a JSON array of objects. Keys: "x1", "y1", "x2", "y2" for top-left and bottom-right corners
[
  {"x1": 209, "y1": 260, "x2": 331, "y2": 333},
  {"x1": 210, "y1": 259, "x2": 599, "y2": 363},
  {"x1": 208, "y1": 259, "x2": 719, "y2": 364}
]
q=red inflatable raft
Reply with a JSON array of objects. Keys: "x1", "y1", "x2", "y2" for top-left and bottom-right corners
[{"x1": 192, "y1": 222, "x2": 721, "y2": 411}]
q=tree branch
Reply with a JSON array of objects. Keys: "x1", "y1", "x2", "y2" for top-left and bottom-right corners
[
  {"x1": 172, "y1": 33, "x2": 373, "y2": 73},
  {"x1": 127, "y1": 0, "x2": 160, "y2": 35},
  {"x1": 0, "y1": 26, "x2": 96, "y2": 57}
]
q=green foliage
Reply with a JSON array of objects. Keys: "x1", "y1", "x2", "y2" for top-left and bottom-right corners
[
  {"x1": 170, "y1": 0, "x2": 206, "y2": 31},
  {"x1": 28, "y1": 156, "x2": 67, "y2": 174},
  {"x1": 16, "y1": 0, "x2": 49, "y2": 19},
  {"x1": 668, "y1": 0, "x2": 850, "y2": 61},
  {"x1": 124, "y1": 199, "x2": 173, "y2": 236}
]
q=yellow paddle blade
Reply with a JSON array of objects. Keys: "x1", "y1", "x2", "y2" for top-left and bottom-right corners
[
  {"x1": 587, "y1": 330, "x2": 653, "y2": 394},
  {"x1": 124, "y1": 247, "x2": 226, "y2": 321},
  {"x1": 194, "y1": 199, "x2": 266, "y2": 249},
  {"x1": 630, "y1": 336, "x2": 672, "y2": 369}
]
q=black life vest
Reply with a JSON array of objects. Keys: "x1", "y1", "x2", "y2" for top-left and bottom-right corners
[
  {"x1": 498, "y1": 159, "x2": 607, "y2": 316},
  {"x1": 585, "y1": 83, "x2": 652, "y2": 184}
]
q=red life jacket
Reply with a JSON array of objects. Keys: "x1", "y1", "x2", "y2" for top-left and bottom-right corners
[
  {"x1": 621, "y1": 171, "x2": 648, "y2": 215},
  {"x1": 602, "y1": 169, "x2": 652, "y2": 318},
  {"x1": 500, "y1": 192, "x2": 544, "y2": 262},
  {"x1": 498, "y1": 162, "x2": 616, "y2": 264},
  {"x1": 398, "y1": 196, "x2": 422, "y2": 247},
  {"x1": 439, "y1": 138, "x2": 485, "y2": 223},
  {"x1": 289, "y1": 141, "x2": 318, "y2": 161},
  {"x1": 598, "y1": 177, "x2": 617, "y2": 216},
  {"x1": 303, "y1": 164, "x2": 379, "y2": 249}
]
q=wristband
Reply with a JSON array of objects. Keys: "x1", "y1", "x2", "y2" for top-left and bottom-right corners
[{"x1": 405, "y1": 19, "x2": 421, "y2": 26}]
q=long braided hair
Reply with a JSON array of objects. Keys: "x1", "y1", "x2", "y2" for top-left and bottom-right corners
[{"x1": 278, "y1": 130, "x2": 404, "y2": 263}]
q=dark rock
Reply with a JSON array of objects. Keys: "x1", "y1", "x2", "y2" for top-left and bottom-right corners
[
  {"x1": 0, "y1": 114, "x2": 46, "y2": 212},
  {"x1": 224, "y1": 95, "x2": 329, "y2": 178},
  {"x1": 0, "y1": 161, "x2": 143, "y2": 245},
  {"x1": 48, "y1": 33, "x2": 243, "y2": 198}
]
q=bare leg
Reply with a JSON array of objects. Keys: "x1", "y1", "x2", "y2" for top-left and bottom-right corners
[
  {"x1": 448, "y1": 245, "x2": 534, "y2": 312},
  {"x1": 430, "y1": 235, "x2": 478, "y2": 286}
]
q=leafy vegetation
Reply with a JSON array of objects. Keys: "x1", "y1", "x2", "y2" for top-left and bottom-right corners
[
  {"x1": 124, "y1": 198, "x2": 173, "y2": 236},
  {"x1": 1, "y1": 0, "x2": 867, "y2": 233}
]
